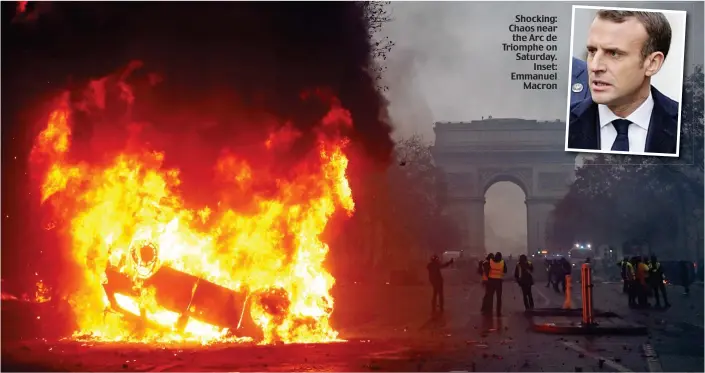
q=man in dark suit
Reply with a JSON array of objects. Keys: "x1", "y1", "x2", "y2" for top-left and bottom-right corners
[
  {"x1": 570, "y1": 57, "x2": 591, "y2": 105},
  {"x1": 567, "y1": 10, "x2": 679, "y2": 155}
]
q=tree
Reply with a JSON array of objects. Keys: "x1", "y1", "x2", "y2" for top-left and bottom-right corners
[
  {"x1": 330, "y1": 136, "x2": 462, "y2": 280},
  {"x1": 634, "y1": 66, "x2": 704, "y2": 259},
  {"x1": 359, "y1": 1, "x2": 395, "y2": 92},
  {"x1": 549, "y1": 66, "x2": 704, "y2": 260},
  {"x1": 652, "y1": 66, "x2": 704, "y2": 260},
  {"x1": 386, "y1": 135, "x2": 461, "y2": 253},
  {"x1": 551, "y1": 154, "x2": 676, "y2": 253}
]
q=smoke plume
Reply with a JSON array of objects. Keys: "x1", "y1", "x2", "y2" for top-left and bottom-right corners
[
  {"x1": 9, "y1": 1, "x2": 392, "y2": 192},
  {"x1": 1, "y1": 1, "x2": 393, "y2": 287}
]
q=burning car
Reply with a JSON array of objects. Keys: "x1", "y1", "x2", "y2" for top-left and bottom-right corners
[
  {"x1": 101, "y1": 240, "x2": 262, "y2": 342},
  {"x1": 28, "y1": 61, "x2": 353, "y2": 345}
]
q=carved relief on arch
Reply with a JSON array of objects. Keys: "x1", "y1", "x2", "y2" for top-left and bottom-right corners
[
  {"x1": 537, "y1": 172, "x2": 572, "y2": 193},
  {"x1": 445, "y1": 172, "x2": 477, "y2": 197},
  {"x1": 478, "y1": 167, "x2": 533, "y2": 197}
]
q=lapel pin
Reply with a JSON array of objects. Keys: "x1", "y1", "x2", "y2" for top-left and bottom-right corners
[{"x1": 572, "y1": 83, "x2": 584, "y2": 93}]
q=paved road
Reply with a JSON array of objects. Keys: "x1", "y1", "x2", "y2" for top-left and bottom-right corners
[
  {"x1": 591, "y1": 281, "x2": 704, "y2": 372},
  {"x1": 521, "y1": 275, "x2": 703, "y2": 373},
  {"x1": 2, "y1": 270, "x2": 703, "y2": 372}
]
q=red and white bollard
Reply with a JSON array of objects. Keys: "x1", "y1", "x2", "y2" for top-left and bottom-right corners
[{"x1": 581, "y1": 263, "x2": 595, "y2": 325}]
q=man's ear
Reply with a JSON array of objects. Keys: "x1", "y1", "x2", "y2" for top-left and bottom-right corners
[{"x1": 644, "y1": 52, "x2": 666, "y2": 77}]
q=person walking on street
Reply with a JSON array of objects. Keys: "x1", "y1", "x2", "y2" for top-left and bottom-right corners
[
  {"x1": 648, "y1": 255, "x2": 670, "y2": 308},
  {"x1": 427, "y1": 254, "x2": 454, "y2": 314},
  {"x1": 482, "y1": 252, "x2": 507, "y2": 316},
  {"x1": 514, "y1": 255, "x2": 535, "y2": 311},
  {"x1": 545, "y1": 259, "x2": 555, "y2": 288}
]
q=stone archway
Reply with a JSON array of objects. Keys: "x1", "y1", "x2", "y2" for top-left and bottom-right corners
[
  {"x1": 483, "y1": 177, "x2": 528, "y2": 255},
  {"x1": 432, "y1": 118, "x2": 576, "y2": 257}
]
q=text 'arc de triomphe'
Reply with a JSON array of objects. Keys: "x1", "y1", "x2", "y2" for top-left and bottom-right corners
[{"x1": 431, "y1": 118, "x2": 576, "y2": 256}]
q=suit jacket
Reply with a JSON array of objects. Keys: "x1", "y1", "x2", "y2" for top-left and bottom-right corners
[
  {"x1": 570, "y1": 58, "x2": 590, "y2": 105},
  {"x1": 567, "y1": 86, "x2": 679, "y2": 154}
]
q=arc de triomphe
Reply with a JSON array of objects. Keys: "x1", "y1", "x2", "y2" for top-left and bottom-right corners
[{"x1": 432, "y1": 118, "x2": 576, "y2": 256}]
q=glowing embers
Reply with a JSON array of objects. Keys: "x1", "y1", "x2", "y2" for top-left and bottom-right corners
[{"x1": 112, "y1": 293, "x2": 226, "y2": 339}]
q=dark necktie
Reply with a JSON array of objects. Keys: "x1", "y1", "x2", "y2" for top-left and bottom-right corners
[{"x1": 610, "y1": 119, "x2": 631, "y2": 151}]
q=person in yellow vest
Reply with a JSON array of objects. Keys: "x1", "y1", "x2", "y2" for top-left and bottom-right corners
[
  {"x1": 636, "y1": 256, "x2": 651, "y2": 308},
  {"x1": 482, "y1": 252, "x2": 507, "y2": 316},
  {"x1": 648, "y1": 255, "x2": 670, "y2": 308},
  {"x1": 626, "y1": 257, "x2": 637, "y2": 307},
  {"x1": 479, "y1": 253, "x2": 494, "y2": 314},
  {"x1": 514, "y1": 254, "x2": 535, "y2": 310}
]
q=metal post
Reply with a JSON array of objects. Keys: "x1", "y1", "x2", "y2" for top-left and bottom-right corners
[{"x1": 581, "y1": 263, "x2": 594, "y2": 325}]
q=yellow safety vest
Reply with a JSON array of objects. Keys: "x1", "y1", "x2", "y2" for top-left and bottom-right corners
[
  {"x1": 489, "y1": 260, "x2": 505, "y2": 279},
  {"x1": 626, "y1": 262, "x2": 635, "y2": 280}
]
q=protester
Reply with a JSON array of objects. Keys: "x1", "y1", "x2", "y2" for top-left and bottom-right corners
[
  {"x1": 514, "y1": 254, "x2": 535, "y2": 310},
  {"x1": 482, "y1": 252, "x2": 507, "y2": 316},
  {"x1": 427, "y1": 254, "x2": 454, "y2": 314}
]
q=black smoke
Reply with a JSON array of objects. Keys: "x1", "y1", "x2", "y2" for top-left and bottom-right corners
[{"x1": 1, "y1": 2, "x2": 393, "y2": 291}]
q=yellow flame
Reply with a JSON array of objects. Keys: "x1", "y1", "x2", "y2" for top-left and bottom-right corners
[{"x1": 32, "y1": 92, "x2": 355, "y2": 345}]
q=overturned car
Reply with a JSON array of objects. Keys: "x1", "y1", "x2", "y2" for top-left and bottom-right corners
[{"x1": 101, "y1": 240, "x2": 265, "y2": 341}]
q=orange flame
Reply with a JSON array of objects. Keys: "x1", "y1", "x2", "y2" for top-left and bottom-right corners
[{"x1": 30, "y1": 72, "x2": 355, "y2": 345}]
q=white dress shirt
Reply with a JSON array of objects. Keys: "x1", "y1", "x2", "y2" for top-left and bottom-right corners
[{"x1": 598, "y1": 93, "x2": 654, "y2": 153}]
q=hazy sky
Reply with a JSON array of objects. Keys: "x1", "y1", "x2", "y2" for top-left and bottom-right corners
[{"x1": 379, "y1": 1, "x2": 704, "y2": 255}]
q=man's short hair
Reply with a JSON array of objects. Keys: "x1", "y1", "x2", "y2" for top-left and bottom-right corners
[{"x1": 596, "y1": 10, "x2": 672, "y2": 61}]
